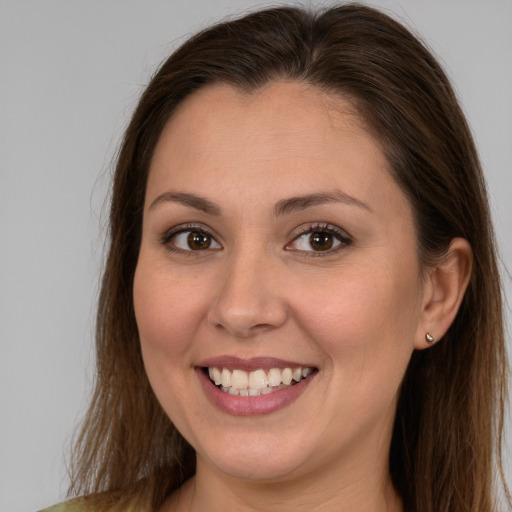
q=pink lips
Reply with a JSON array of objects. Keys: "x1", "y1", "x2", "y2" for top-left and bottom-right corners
[{"x1": 196, "y1": 356, "x2": 317, "y2": 416}]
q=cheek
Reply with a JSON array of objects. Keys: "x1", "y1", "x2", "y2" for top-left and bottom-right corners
[
  {"x1": 292, "y1": 256, "x2": 422, "y2": 374},
  {"x1": 294, "y1": 260, "x2": 422, "y2": 438},
  {"x1": 133, "y1": 259, "x2": 207, "y2": 368},
  {"x1": 132, "y1": 258, "x2": 218, "y2": 441}
]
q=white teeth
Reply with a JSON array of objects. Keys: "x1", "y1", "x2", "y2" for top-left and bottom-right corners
[
  {"x1": 207, "y1": 366, "x2": 314, "y2": 395},
  {"x1": 281, "y1": 368, "x2": 293, "y2": 385},
  {"x1": 231, "y1": 369, "x2": 248, "y2": 390},
  {"x1": 221, "y1": 368, "x2": 231, "y2": 387},
  {"x1": 267, "y1": 368, "x2": 282, "y2": 387},
  {"x1": 302, "y1": 368, "x2": 312, "y2": 378},
  {"x1": 249, "y1": 369, "x2": 267, "y2": 390}
]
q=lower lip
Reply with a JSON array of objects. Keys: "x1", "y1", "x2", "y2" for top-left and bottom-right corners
[{"x1": 196, "y1": 368, "x2": 316, "y2": 416}]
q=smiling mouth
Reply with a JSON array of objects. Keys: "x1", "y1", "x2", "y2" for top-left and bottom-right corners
[{"x1": 204, "y1": 366, "x2": 316, "y2": 396}]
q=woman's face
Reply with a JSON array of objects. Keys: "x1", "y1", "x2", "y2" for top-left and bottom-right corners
[{"x1": 134, "y1": 81, "x2": 429, "y2": 484}]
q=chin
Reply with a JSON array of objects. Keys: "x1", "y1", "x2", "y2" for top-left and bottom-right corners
[
  {"x1": 192, "y1": 426, "x2": 326, "y2": 484},
  {"x1": 201, "y1": 448, "x2": 310, "y2": 483}
]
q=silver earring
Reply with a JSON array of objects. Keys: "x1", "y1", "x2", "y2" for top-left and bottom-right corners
[{"x1": 425, "y1": 333, "x2": 435, "y2": 344}]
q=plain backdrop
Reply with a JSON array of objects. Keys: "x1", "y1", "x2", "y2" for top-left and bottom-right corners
[{"x1": 1, "y1": 1, "x2": 511, "y2": 511}]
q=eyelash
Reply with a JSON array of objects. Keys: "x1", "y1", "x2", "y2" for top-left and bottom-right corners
[
  {"x1": 160, "y1": 223, "x2": 220, "y2": 255},
  {"x1": 287, "y1": 222, "x2": 352, "y2": 257},
  {"x1": 160, "y1": 222, "x2": 352, "y2": 256}
]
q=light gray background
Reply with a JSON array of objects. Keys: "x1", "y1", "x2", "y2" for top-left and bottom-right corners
[{"x1": 1, "y1": 1, "x2": 511, "y2": 511}]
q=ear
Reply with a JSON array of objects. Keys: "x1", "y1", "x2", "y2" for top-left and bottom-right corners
[{"x1": 414, "y1": 238, "x2": 472, "y2": 350}]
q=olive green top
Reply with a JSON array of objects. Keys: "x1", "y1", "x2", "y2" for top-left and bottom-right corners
[
  {"x1": 38, "y1": 501, "x2": 133, "y2": 512},
  {"x1": 39, "y1": 503, "x2": 86, "y2": 512}
]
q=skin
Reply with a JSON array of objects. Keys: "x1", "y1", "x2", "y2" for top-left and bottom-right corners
[{"x1": 133, "y1": 81, "x2": 471, "y2": 511}]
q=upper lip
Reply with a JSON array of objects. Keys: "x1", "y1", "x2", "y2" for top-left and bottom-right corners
[{"x1": 196, "y1": 356, "x2": 316, "y2": 372}]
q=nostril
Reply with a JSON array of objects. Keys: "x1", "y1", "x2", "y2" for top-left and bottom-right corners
[
  {"x1": 208, "y1": 302, "x2": 287, "y2": 338},
  {"x1": 211, "y1": 320, "x2": 276, "y2": 338}
]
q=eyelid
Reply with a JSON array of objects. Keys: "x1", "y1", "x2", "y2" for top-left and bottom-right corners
[
  {"x1": 286, "y1": 222, "x2": 353, "y2": 254},
  {"x1": 160, "y1": 223, "x2": 222, "y2": 252},
  {"x1": 159, "y1": 221, "x2": 351, "y2": 255}
]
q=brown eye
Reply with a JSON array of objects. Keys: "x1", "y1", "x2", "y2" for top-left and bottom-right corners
[
  {"x1": 166, "y1": 229, "x2": 222, "y2": 252},
  {"x1": 309, "y1": 232, "x2": 334, "y2": 251},
  {"x1": 288, "y1": 224, "x2": 351, "y2": 254},
  {"x1": 187, "y1": 231, "x2": 212, "y2": 250}
]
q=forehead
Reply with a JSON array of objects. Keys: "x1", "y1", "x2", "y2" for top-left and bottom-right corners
[
  {"x1": 159, "y1": 81, "x2": 367, "y2": 155},
  {"x1": 146, "y1": 81, "x2": 410, "y2": 224}
]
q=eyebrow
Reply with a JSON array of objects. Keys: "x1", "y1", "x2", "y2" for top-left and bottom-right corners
[
  {"x1": 148, "y1": 189, "x2": 371, "y2": 216},
  {"x1": 273, "y1": 190, "x2": 371, "y2": 216},
  {"x1": 149, "y1": 190, "x2": 221, "y2": 215}
]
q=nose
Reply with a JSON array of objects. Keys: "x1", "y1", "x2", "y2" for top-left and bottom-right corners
[{"x1": 207, "y1": 251, "x2": 288, "y2": 338}]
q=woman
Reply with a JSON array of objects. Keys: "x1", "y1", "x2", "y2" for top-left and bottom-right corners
[{"x1": 43, "y1": 4, "x2": 509, "y2": 511}]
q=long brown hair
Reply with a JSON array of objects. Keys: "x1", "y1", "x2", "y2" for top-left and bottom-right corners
[{"x1": 68, "y1": 4, "x2": 509, "y2": 511}]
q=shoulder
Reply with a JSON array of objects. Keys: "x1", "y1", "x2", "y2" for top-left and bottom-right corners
[
  {"x1": 38, "y1": 500, "x2": 89, "y2": 512},
  {"x1": 37, "y1": 496, "x2": 142, "y2": 512}
]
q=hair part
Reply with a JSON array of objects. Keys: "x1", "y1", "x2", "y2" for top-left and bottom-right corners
[{"x1": 69, "y1": 4, "x2": 509, "y2": 511}]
